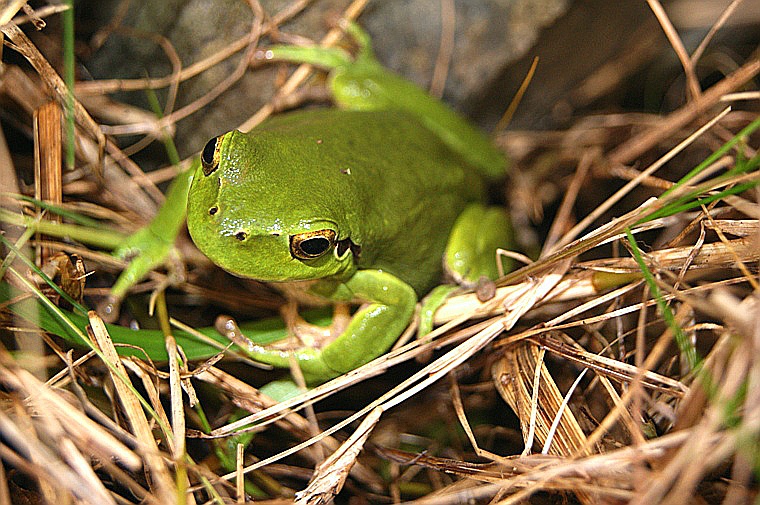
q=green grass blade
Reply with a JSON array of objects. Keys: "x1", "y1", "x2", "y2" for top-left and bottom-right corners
[{"x1": 624, "y1": 228, "x2": 699, "y2": 369}]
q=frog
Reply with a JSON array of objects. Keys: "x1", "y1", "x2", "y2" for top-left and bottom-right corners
[{"x1": 185, "y1": 22, "x2": 512, "y2": 388}]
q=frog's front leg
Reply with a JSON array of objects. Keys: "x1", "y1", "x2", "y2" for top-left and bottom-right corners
[
  {"x1": 109, "y1": 163, "x2": 195, "y2": 305},
  {"x1": 316, "y1": 270, "x2": 416, "y2": 377},
  {"x1": 245, "y1": 270, "x2": 416, "y2": 385}
]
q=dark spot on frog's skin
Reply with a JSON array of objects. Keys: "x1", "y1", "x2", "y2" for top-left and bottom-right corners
[
  {"x1": 208, "y1": 206, "x2": 218, "y2": 215},
  {"x1": 235, "y1": 231, "x2": 248, "y2": 241},
  {"x1": 270, "y1": 231, "x2": 281, "y2": 237}
]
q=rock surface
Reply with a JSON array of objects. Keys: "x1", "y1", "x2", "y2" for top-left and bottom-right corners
[{"x1": 81, "y1": 0, "x2": 571, "y2": 156}]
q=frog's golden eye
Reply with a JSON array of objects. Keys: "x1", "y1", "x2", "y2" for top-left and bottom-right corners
[
  {"x1": 289, "y1": 230, "x2": 337, "y2": 260},
  {"x1": 201, "y1": 135, "x2": 223, "y2": 176}
]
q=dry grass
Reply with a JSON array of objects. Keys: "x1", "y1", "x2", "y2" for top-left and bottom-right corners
[{"x1": 1, "y1": 1, "x2": 759, "y2": 504}]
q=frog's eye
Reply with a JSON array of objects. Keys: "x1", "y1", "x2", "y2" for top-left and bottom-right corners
[
  {"x1": 289, "y1": 230, "x2": 337, "y2": 260},
  {"x1": 201, "y1": 135, "x2": 223, "y2": 176}
]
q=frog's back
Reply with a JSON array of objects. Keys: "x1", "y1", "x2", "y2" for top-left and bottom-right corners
[
  {"x1": 255, "y1": 109, "x2": 483, "y2": 193},
  {"x1": 241, "y1": 109, "x2": 488, "y2": 293}
]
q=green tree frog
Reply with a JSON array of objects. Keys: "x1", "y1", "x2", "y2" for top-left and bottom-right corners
[{"x1": 186, "y1": 23, "x2": 511, "y2": 386}]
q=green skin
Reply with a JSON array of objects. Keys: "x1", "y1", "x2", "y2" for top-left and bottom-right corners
[{"x1": 186, "y1": 24, "x2": 511, "y2": 386}]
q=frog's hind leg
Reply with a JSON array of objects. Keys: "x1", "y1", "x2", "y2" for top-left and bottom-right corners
[
  {"x1": 444, "y1": 203, "x2": 512, "y2": 287},
  {"x1": 418, "y1": 203, "x2": 512, "y2": 337},
  {"x1": 255, "y1": 21, "x2": 373, "y2": 73}
]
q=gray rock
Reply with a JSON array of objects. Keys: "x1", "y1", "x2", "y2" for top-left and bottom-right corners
[{"x1": 82, "y1": 0, "x2": 570, "y2": 156}]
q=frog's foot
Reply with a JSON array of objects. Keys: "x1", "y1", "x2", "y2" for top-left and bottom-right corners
[
  {"x1": 225, "y1": 270, "x2": 416, "y2": 386},
  {"x1": 279, "y1": 301, "x2": 352, "y2": 350},
  {"x1": 254, "y1": 20, "x2": 373, "y2": 70},
  {"x1": 254, "y1": 36, "x2": 353, "y2": 72},
  {"x1": 215, "y1": 314, "x2": 263, "y2": 352},
  {"x1": 338, "y1": 20, "x2": 373, "y2": 58},
  {"x1": 418, "y1": 285, "x2": 458, "y2": 339}
]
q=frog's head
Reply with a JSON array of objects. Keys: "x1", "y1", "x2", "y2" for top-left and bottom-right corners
[{"x1": 187, "y1": 130, "x2": 360, "y2": 282}]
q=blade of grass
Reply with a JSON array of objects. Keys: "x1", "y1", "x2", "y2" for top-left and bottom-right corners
[
  {"x1": 5, "y1": 194, "x2": 106, "y2": 228},
  {"x1": 0, "y1": 207, "x2": 127, "y2": 249},
  {"x1": 624, "y1": 228, "x2": 699, "y2": 369},
  {"x1": 62, "y1": 0, "x2": 75, "y2": 169},
  {"x1": 660, "y1": 116, "x2": 760, "y2": 199},
  {"x1": 642, "y1": 152, "x2": 760, "y2": 223},
  {"x1": 647, "y1": 180, "x2": 759, "y2": 222},
  {"x1": 3, "y1": 266, "x2": 175, "y2": 441}
]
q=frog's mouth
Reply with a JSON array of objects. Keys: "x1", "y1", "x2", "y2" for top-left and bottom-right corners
[
  {"x1": 187, "y1": 216, "x2": 294, "y2": 282},
  {"x1": 187, "y1": 206, "x2": 354, "y2": 284}
]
